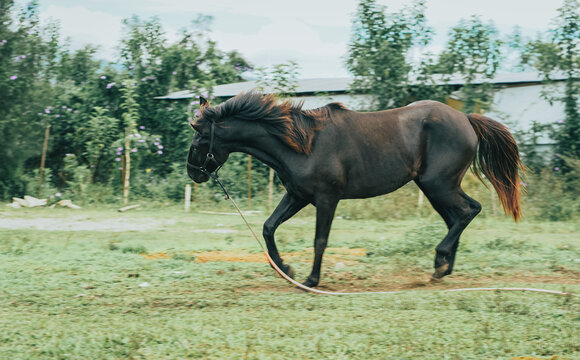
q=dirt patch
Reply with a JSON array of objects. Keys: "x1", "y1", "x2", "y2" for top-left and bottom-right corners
[{"x1": 142, "y1": 247, "x2": 367, "y2": 264}]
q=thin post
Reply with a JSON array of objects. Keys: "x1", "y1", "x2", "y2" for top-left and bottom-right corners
[
  {"x1": 123, "y1": 136, "x2": 131, "y2": 205},
  {"x1": 490, "y1": 188, "x2": 498, "y2": 216},
  {"x1": 37, "y1": 125, "x2": 51, "y2": 197},
  {"x1": 247, "y1": 155, "x2": 252, "y2": 208},
  {"x1": 268, "y1": 168, "x2": 274, "y2": 211},
  {"x1": 184, "y1": 184, "x2": 192, "y2": 212}
]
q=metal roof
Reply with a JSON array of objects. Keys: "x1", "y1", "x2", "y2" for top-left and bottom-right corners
[{"x1": 155, "y1": 72, "x2": 567, "y2": 100}]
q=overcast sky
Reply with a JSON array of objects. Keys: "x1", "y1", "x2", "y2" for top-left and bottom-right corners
[{"x1": 16, "y1": 0, "x2": 561, "y2": 78}]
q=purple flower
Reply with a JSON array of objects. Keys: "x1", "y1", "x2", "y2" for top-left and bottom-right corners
[
  {"x1": 55, "y1": 192, "x2": 62, "y2": 197},
  {"x1": 172, "y1": 71, "x2": 177, "y2": 75},
  {"x1": 10, "y1": 75, "x2": 17, "y2": 80},
  {"x1": 116, "y1": 147, "x2": 123, "y2": 151},
  {"x1": 129, "y1": 65, "x2": 134, "y2": 69},
  {"x1": 157, "y1": 150, "x2": 163, "y2": 154},
  {"x1": 157, "y1": 145, "x2": 163, "y2": 149},
  {"x1": 106, "y1": 82, "x2": 115, "y2": 89},
  {"x1": 55, "y1": 114, "x2": 60, "y2": 118},
  {"x1": 131, "y1": 148, "x2": 137, "y2": 153},
  {"x1": 139, "y1": 125, "x2": 145, "y2": 130},
  {"x1": 153, "y1": 142, "x2": 159, "y2": 146},
  {"x1": 557, "y1": 119, "x2": 564, "y2": 124},
  {"x1": 138, "y1": 139, "x2": 145, "y2": 143},
  {"x1": 100, "y1": 75, "x2": 106, "y2": 79},
  {"x1": 67, "y1": 108, "x2": 72, "y2": 112},
  {"x1": 115, "y1": 157, "x2": 121, "y2": 162},
  {"x1": 554, "y1": 167, "x2": 560, "y2": 171},
  {"x1": 45, "y1": 107, "x2": 51, "y2": 114}
]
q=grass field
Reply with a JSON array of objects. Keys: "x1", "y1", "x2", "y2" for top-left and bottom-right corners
[{"x1": 0, "y1": 205, "x2": 578, "y2": 359}]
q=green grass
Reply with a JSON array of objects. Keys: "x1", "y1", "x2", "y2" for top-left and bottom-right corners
[{"x1": 0, "y1": 206, "x2": 578, "y2": 359}]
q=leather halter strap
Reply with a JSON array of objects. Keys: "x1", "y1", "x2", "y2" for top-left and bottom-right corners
[{"x1": 187, "y1": 121, "x2": 222, "y2": 177}]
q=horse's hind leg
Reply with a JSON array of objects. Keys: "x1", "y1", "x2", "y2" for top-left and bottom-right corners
[{"x1": 416, "y1": 181, "x2": 481, "y2": 279}]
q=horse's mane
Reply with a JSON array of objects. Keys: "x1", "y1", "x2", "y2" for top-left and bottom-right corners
[{"x1": 202, "y1": 91, "x2": 348, "y2": 154}]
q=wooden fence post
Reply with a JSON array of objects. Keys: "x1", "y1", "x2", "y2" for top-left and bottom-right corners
[
  {"x1": 247, "y1": 155, "x2": 252, "y2": 208},
  {"x1": 185, "y1": 184, "x2": 192, "y2": 212},
  {"x1": 37, "y1": 125, "x2": 51, "y2": 197},
  {"x1": 268, "y1": 168, "x2": 274, "y2": 211}
]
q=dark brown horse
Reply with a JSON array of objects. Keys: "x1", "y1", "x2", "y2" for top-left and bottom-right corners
[{"x1": 187, "y1": 91, "x2": 524, "y2": 287}]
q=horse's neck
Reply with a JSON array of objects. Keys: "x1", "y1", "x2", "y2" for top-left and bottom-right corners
[{"x1": 226, "y1": 131, "x2": 302, "y2": 180}]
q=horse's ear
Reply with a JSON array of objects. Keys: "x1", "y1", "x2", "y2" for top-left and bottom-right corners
[{"x1": 200, "y1": 96, "x2": 209, "y2": 108}]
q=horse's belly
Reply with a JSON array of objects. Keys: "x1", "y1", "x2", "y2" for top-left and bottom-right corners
[{"x1": 341, "y1": 171, "x2": 415, "y2": 199}]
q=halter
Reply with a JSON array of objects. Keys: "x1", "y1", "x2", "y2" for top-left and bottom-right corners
[{"x1": 187, "y1": 120, "x2": 230, "y2": 197}]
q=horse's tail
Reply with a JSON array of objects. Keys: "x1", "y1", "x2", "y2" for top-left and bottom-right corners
[{"x1": 467, "y1": 113, "x2": 525, "y2": 222}]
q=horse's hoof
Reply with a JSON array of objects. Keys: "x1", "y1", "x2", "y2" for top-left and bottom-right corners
[
  {"x1": 277, "y1": 264, "x2": 295, "y2": 279},
  {"x1": 429, "y1": 275, "x2": 444, "y2": 283},
  {"x1": 431, "y1": 263, "x2": 449, "y2": 280},
  {"x1": 301, "y1": 278, "x2": 318, "y2": 288},
  {"x1": 285, "y1": 265, "x2": 296, "y2": 279}
]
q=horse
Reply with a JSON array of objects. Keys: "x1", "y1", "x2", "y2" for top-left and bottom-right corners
[{"x1": 187, "y1": 91, "x2": 524, "y2": 288}]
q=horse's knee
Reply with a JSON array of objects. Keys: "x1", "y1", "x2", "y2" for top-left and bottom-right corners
[
  {"x1": 471, "y1": 200, "x2": 482, "y2": 217},
  {"x1": 262, "y1": 221, "x2": 275, "y2": 239}
]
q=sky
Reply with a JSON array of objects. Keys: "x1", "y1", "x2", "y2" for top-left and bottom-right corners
[{"x1": 15, "y1": 0, "x2": 561, "y2": 79}]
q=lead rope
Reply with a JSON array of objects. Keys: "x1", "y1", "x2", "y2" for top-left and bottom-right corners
[{"x1": 207, "y1": 176, "x2": 572, "y2": 297}]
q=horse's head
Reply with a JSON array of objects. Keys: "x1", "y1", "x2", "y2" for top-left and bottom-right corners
[{"x1": 187, "y1": 97, "x2": 230, "y2": 183}]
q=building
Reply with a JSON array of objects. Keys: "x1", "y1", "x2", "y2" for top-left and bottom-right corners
[{"x1": 156, "y1": 72, "x2": 568, "y2": 150}]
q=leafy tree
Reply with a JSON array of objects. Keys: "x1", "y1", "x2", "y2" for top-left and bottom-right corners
[
  {"x1": 85, "y1": 107, "x2": 120, "y2": 183},
  {"x1": 0, "y1": 1, "x2": 61, "y2": 197},
  {"x1": 435, "y1": 16, "x2": 503, "y2": 112},
  {"x1": 255, "y1": 61, "x2": 300, "y2": 95},
  {"x1": 346, "y1": 0, "x2": 432, "y2": 110}
]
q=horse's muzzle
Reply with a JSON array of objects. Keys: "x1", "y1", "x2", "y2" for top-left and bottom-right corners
[{"x1": 187, "y1": 165, "x2": 210, "y2": 183}]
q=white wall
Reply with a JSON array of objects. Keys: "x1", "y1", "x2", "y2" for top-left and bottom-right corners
[{"x1": 486, "y1": 82, "x2": 565, "y2": 145}]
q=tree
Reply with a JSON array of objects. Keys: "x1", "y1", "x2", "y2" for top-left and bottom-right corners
[
  {"x1": 522, "y1": 0, "x2": 580, "y2": 162},
  {"x1": 119, "y1": 84, "x2": 140, "y2": 205},
  {"x1": 435, "y1": 16, "x2": 503, "y2": 113},
  {"x1": 346, "y1": 0, "x2": 432, "y2": 110},
  {"x1": 255, "y1": 61, "x2": 300, "y2": 95},
  {"x1": 0, "y1": 1, "x2": 62, "y2": 197}
]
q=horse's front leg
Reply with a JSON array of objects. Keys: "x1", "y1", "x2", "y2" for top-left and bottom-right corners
[
  {"x1": 263, "y1": 192, "x2": 307, "y2": 278},
  {"x1": 303, "y1": 197, "x2": 339, "y2": 288}
]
